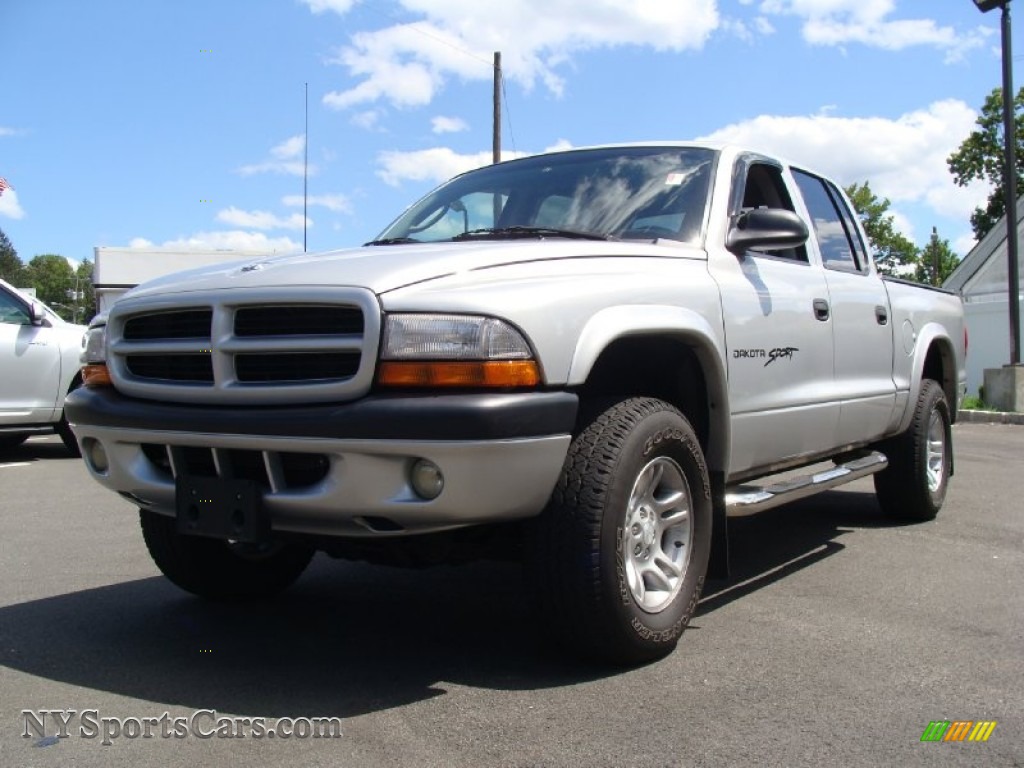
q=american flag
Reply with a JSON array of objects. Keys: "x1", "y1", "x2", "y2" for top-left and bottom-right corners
[{"x1": 0, "y1": 177, "x2": 11, "y2": 196}]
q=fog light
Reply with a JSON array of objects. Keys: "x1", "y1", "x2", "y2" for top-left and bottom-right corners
[
  {"x1": 82, "y1": 438, "x2": 109, "y2": 474},
  {"x1": 410, "y1": 459, "x2": 444, "y2": 500}
]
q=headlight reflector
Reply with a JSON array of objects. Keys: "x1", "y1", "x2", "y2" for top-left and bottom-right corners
[
  {"x1": 382, "y1": 314, "x2": 532, "y2": 361},
  {"x1": 378, "y1": 314, "x2": 540, "y2": 389},
  {"x1": 82, "y1": 324, "x2": 107, "y2": 364}
]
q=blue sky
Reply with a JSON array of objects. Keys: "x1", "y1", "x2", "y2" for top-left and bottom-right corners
[{"x1": 0, "y1": 0, "x2": 1014, "y2": 265}]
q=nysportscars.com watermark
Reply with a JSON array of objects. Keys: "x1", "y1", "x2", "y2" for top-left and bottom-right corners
[{"x1": 22, "y1": 709, "x2": 342, "y2": 746}]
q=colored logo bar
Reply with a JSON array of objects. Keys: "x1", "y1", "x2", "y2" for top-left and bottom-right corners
[{"x1": 920, "y1": 720, "x2": 997, "y2": 742}]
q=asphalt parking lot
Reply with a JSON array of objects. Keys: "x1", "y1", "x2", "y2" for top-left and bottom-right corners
[{"x1": 1, "y1": 422, "x2": 1022, "y2": 768}]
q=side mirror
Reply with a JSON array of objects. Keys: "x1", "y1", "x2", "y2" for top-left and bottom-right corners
[
  {"x1": 28, "y1": 302, "x2": 50, "y2": 327},
  {"x1": 726, "y1": 208, "x2": 808, "y2": 255}
]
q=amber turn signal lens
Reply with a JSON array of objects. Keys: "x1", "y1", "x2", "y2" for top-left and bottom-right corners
[
  {"x1": 377, "y1": 360, "x2": 540, "y2": 388},
  {"x1": 82, "y1": 364, "x2": 113, "y2": 388}
]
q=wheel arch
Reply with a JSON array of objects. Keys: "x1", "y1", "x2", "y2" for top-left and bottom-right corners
[
  {"x1": 904, "y1": 325, "x2": 960, "y2": 430},
  {"x1": 566, "y1": 306, "x2": 729, "y2": 474}
]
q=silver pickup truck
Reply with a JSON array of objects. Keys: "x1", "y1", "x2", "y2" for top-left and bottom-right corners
[{"x1": 67, "y1": 143, "x2": 966, "y2": 664}]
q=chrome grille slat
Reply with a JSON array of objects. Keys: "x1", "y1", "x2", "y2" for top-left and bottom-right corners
[{"x1": 106, "y1": 288, "x2": 381, "y2": 405}]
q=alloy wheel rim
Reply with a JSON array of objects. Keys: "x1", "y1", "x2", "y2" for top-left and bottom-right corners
[{"x1": 621, "y1": 456, "x2": 693, "y2": 613}]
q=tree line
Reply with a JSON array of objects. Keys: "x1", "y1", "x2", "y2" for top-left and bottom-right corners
[
  {"x1": 0, "y1": 229, "x2": 95, "y2": 323},
  {"x1": 0, "y1": 86, "x2": 1017, "y2": 311}
]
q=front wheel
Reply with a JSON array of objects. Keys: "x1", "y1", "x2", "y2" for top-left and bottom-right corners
[
  {"x1": 528, "y1": 397, "x2": 712, "y2": 665},
  {"x1": 874, "y1": 379, "x2": 952, "y2": 521},
  {"x1": 140, "y1": 509, "x2": 314, "y2": 599}
]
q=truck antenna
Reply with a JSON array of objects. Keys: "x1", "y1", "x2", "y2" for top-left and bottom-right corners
[{"x1": 304, "y1": 82, "x2": 309, "y2": 253}]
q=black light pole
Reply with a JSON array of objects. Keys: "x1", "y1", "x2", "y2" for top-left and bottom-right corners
[{"x1": 974, "y1": 0, "x2": 1021, "y2": 365}]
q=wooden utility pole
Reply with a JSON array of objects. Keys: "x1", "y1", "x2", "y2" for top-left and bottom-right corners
[{"x1": 492, "y1": 52, "x2": 501, "y2": 164}]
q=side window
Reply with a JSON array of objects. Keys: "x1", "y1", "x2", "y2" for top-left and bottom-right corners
[
  {"x1": 792, "y1": 170, "x2": 866, "y2": 273},
  {"x1": 0, "y1": 288, "x2": 31, "y2": 325},
  {"x1": 738, "y1": 163, "x2": 807, "y2": 262}
]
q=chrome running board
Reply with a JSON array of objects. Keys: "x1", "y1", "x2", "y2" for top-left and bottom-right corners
[{"x1": 725, "y1": 451, "x2": 888, "y2": 517}]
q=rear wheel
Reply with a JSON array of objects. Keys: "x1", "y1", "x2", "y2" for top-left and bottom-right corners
[
  {"x1": 874, "y1": 379, "x2": 952, "y2": 521},
  {"x1": 528, "y1": 397, "x2": 712, "y2": 665},
  {"x1": 140, "y1": 509, "x2": 314, "y2": 599}
]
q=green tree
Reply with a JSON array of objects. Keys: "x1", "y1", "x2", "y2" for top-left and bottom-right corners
[
  {"x1": 844, "y1": 182, "x2": 919, "y2": 276},
  {"x1": 947, "y1": 86, "x2": 1024, "y2": 240},
  {"x1": 23, "y1": 254, "x2": 75, "y2": 319},
  {"x1": 913, "y1": 228, "x2": 961, "y2": 287},
  {"x1": 0, "y1": 228, "x2": 24, "y2": 285}
]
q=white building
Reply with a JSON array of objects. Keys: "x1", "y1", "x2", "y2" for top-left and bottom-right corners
[
  {"x1": 93, "y1": 247, "x2": 282, "y2": 314},
  {"x1": 943, "y1": 197, "x2": 1024, "y2": 397}
]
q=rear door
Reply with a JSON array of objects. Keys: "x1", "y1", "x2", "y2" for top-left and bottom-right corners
[{"x1": 790, "y1": 170, "x2": 896, "y2": 445}]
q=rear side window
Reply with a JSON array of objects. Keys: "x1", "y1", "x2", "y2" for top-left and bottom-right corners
[{"x1": 792, "y1": 170, "x2": 868, "y2": 273}]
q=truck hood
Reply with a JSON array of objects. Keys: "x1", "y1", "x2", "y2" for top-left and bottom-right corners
[{"x1": 120, "y1": 240, "x2": 702, "y2": 300}]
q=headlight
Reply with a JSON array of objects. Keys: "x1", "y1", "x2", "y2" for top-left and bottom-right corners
[
  {"x1": 81, "y1": 324, "x2": 107, "y2": 364},
  {"x1": 378, "y1": 314, "x2": 540, "y2": 388},
  {"x1": 382, "y1": 314, "x2": 533, "y2": 361},
  {"x1": 81, "y1": 324, "x2": 113, "y2": 388}
]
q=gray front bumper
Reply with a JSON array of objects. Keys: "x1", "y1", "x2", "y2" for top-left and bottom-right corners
[{"x1": 67, "y1": 389, "x2": 577, "y2": 537}]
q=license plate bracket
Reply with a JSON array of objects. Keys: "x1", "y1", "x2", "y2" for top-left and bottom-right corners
[{"x1": 175, "y1": 476, "x2": 268, "y2": 543}]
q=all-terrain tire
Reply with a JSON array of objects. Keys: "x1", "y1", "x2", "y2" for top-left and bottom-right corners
[
  {"x1": 528, "y1": 397, "x2": 712, "y2": 665},
  {"x1": 140, "y1": 509, "x2": 314, "y2": 599},
  {"x1": 874, "y1": 379, "x2": 952, "y2": 521}
]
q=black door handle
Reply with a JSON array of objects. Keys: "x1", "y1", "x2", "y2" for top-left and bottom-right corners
[
  {"x1": 875, "y1": 305, "x2": 889, "y2": 325},
  {"x1": 813, "y1": 299, "x2": 830, "y2": 321}
]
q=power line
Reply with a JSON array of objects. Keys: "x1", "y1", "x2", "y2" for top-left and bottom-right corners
[{"x1": 501, "y1": 78, "x2": 517, "y2": 155}]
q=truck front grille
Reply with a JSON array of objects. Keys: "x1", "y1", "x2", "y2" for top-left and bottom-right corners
[
  {"x1": 126, "y1": 354, "x2": 214, "y2": 382},
  {"x1": 124, "y1": 309, "x2": 212, "y2": 340},
  {"x1": 106, "y1": 288, "x2": 381, "y2": 405},
  {"x1": 234, "y1": 305, "x2": 363, "y2": 336}
]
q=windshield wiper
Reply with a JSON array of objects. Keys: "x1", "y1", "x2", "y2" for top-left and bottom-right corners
[
  {"x1": 450, "y1": 226, "x2": 612, "y2": 242},
  {"x1": 364, "y1": 237, "x2": 420, "y2": 246}
]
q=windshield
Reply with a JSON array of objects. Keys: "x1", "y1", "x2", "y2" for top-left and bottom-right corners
[{"x1": 372, "y1": 146, "x2": 715, "y2": 245}]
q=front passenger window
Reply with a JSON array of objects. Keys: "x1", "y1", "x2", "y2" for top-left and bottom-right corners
[{"x1": 0, "y1": 290, "x2": 31, "y2": 325}]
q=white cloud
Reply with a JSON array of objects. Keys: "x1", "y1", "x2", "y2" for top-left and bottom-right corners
[
  {"x1": 319, "y1": 0, "x2": 720, "y2": 110},
  {"x1": 700, "y1": 100, "x2": 990, "y2": 239},
  {"x1": 271, "y1": 135, "x2": 305, "y2": 159},
  {"x1": 375, "y1": 140, "x2": 572, "y2": 186},
  {"x1": 127, "y1": 231, "x2": 301, "y2": 252},
  {"x1": 237, "y1": 135, "x2": 315, "y2": 177},
  {"x1": 377, "y1": 148, "x2": 500, "y2": 186},
  {"x1": 299, "y1": 0, "x2": 359, "y2": 14},
  {"x1": 759, "y1": 0, "x2": 991, "y2": 60},
  {"x1": 351, "y1": 110, "x2": 384, "y2": 130},
  {"x1": 0, "y1": 126, "x2": 19, "y2": 137},
  {"x1": 215, "y1": 206, "x2": 309, "y2": 230},
  {"x1": 282, "y1": 194, "x2": 353, "y2": 213},
  {"x1": 953, "y1": 232, "x2": 978, "y2": 258},
  {"x1": 888, "y1": 209, "x2": 915, "y2": 243},
  {"x1": 432, "y1": 115, "x2": 468, "y2": 134},
  {"x1": 0, "y1": 189, "x2": 25, "y2": 220}
]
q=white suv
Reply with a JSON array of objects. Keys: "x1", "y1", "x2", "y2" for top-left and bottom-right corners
[{"x1": 0, "y1": 278, "x2": 87, "y2": 454}]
